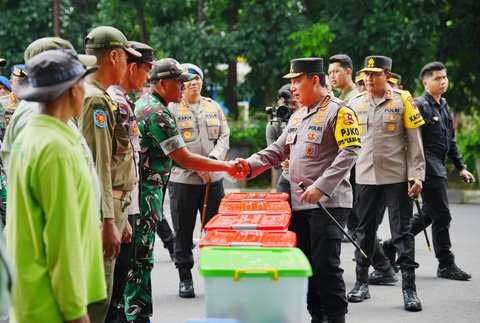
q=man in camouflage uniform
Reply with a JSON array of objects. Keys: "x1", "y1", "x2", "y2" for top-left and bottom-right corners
[
  {"x1": 0, "y1": 64, "x2": 26, "y2": 139},
  {"x1": 123, "y1": 58, "x2": 241, "y2": 323},
  {"x1": 78, "y1": 26, "x2": 141, "y2": 323}
]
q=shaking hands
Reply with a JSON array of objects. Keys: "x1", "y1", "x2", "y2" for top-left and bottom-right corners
[{"x1": 226, "y1": 158, "x2": 251, "y2": 180}]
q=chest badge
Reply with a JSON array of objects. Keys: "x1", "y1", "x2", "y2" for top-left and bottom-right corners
[
  {"x1": 307, "y1": 134, "x2": 317, "y2": 141},
  {"x1": 306, "y1": 146, "x2": 315, "y2": 156},
  {"x1": 312, "y1": 118, "x2": 324, "y2": 124},
  {"x1": 183, "y1": 130, "x2": 192, "y2": 140},
  {"x1": 387, "y1": 124, "x2": 396, "y2": 132}
]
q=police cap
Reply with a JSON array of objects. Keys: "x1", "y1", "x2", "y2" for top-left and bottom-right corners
[
  {"x1": 388, "y1": 72, "x2": 402, "y2": 85},
  {"x1": 11, "y1": 64, "x2": 27, "y2": 77},
  {"x1": 360, "y1": 55, "x2": 392, "y2": 73},
  {"x1": 283, "y1": 57, "x2": 323, "y2": 79}
]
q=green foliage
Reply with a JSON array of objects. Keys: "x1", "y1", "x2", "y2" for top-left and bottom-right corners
[
  {"x1": 288, "y1": 23, "x2": 335, "y2": 58},
  {"x1": 456, "y1": 113, "x2": 480, "y2": 184}
]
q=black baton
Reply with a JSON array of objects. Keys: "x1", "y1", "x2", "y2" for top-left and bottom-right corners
[
  {"x1": 298, "y1": 182, "x2": 368, "y2": 259},
  {"x1": 413, "y1": 198, "x2": 432, "y2": 252}
]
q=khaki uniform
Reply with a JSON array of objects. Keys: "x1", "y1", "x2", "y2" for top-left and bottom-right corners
[
  {"x1": 248, "y1": 96, "x2": 361, "y2": 210},
  {"x1": 338, "y1": 84, "x2": 359, "y2": 103},
  {"x1": 168, "y1": 97, "x2": 229, "y2": 184},
  {"x1": 349, "y1": 87, "x2": 425, "y2": 185},
  {"x1": 348, "y1": 86, "x2": 425, "y2": 270},
  {"x1": 77, "y1": 77, "x2": 136, "y2": 323}
]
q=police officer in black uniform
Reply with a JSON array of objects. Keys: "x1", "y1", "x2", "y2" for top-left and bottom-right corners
[{"x1": 379, "y1": 62, "x2": 474, "y2": 281}]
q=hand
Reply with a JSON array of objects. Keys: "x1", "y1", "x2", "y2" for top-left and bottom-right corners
[
  {"x1": 281, "y1": 159, "x2": 289, "y2": 172},
  {"x1": 227, "y1": 158, "x2": 250, "y2": 180},
  {"x1": 298, "y1": 184, "x2": 324, "y2": 204},
  {"x1": 66, "y1": 313, "x2": 91, "y2": 323},
  {"x1": 101, "y1": 219, "x2": 121, "y2": 259},
  {"x1": 408, "y1": 179, "x2": 423, "y2": 198},
  {"x1": 121, "y1": 221, "x2": 133, "y2": 244},
  {"x1": 197, "y1": 171, "x2": 213, "y2": 184},
  {"x1": 460, "y1": 169, "x2": 476, "y2": 184}
]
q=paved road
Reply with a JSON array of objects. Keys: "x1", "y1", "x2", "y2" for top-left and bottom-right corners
[{"x1": 150, "y1": 194, "x2": 480, "y2": 323}]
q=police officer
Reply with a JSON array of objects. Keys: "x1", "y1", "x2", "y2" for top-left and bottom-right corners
[
  {"x1": 388, "y1": 72, "x2": 403, "y2": 90},
  {"x1": 354, "y1": 71, "x2": 366, "y2": 93},
  {"x1": 236, "y1": 57, "x2": 361, "y2": 323},
  {"x1": 379, "y1": 62, "x2": 474, "y2": 281},
  {"x1": 347, "y1": 56, "x2": 425, "y2": 312},
  {"x1": 105, "y1": 41, "x2": 159, "y2": 323},
  {"x1": 123, "y1": 58, "x2": 241, "y2": 322},
  {"x1": 167, "y1": 63, "x2": 230, "y2": 298},
  {"x1": 77, "y1": 26, "x2": 141, "y2": 323},
  {"x1": 0, "y1": 64, "x2": 26, "y2": 134}
]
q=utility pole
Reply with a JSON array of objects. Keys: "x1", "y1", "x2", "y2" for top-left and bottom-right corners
[{"x1": 53, "y1": 0, "x2": 61, "y2": 37}]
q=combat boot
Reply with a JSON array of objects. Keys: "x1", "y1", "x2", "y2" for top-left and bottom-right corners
[
  {"x1": 401, "y1": 269, "x2": 422, "y2": 312},
  {"x1": 368, "y1": 267, "x2": 398, "y2": 285},
  {"x1": 327, "y1": 314, "x2": 346, "y2": 323},
  {"x1": 178, "y1": 267, "x2": 195, "y2": 298},
  {"x1": 347, "y1": 266, "x2": 370, "y2": 302}
]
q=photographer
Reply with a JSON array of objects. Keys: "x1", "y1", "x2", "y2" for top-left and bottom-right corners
[{"x1": 265, "y1": 84, "x2": 301, "y2": 198}]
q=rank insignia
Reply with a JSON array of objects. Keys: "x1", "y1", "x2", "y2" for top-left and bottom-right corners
[
  {"x1": 306, "y1": 146, "x2": 314, "y2": 156},
  {"x1": 183, "y1": 130, "x2": 192, "y2": 140},
  {"x1": 367, "y1": 58, "x2": 375, "y2": 67},
  {"x1": 286, "y1": 135, "x2": 294, "y2": 143},
  {"x1": 385, "y1": 90, "x2": 392, "y2": 99},
  {"x1": 313, "y1": 118, "x2": 324, "y2": 124},
  {"x1": 357, "y1": 105, "x2": 367, "y2": 110},
  {"x1": 387, "y1": 124, "x2": 395, "y2": 132},
  {"x1": 307, "y1": 134, "x2": 317, "y2": 141},
  {"x1": 387, "y1": 115, "x2": 397, "y2": 121},
  {"x1": 94, "y1": 110, "x2": 107, "y2": 128}
]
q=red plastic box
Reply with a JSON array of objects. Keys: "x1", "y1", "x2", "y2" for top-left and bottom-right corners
[
  {"x1": 222, "y1": 192, "x2": 290, "y2": 201},
  {"x1": 199, "y1": 230, "x2": 297, "y2": 248},
  {"x1": 218, "y1": 199, "x2": 291, "y2": 216},
  {"x1": 204, "y1": 212, "x2": 291, "y2": 231}
]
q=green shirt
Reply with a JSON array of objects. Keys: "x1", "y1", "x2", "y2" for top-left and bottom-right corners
[
  {"x1": 339, "y1": 84, "x2": 359, "y2": 104},
  {"x1": 6, "y1": 115, "x2": 106, "y2": 322}
]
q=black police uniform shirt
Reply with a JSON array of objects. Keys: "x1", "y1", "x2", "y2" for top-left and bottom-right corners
[{"x1": 415, "y1": 91, "x2": 465, "y2": 178}]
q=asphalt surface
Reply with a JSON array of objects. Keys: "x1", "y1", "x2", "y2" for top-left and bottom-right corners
[{"x1": 150, "y1": 193, "x2": 480, "y2": 323}]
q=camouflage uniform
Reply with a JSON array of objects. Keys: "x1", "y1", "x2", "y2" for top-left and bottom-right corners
[
  {"x1": 0, "y1": 94, "x2": 19, "y2": 140},
  {"x1": 123, "y1": 91, "x2": 185, "y2": 321}
]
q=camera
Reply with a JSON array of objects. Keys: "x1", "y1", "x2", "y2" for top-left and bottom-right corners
[{"x1": 267, "y1": 84, "x2": 294, "y2": 124}]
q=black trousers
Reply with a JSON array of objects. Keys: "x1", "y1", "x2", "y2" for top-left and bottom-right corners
[
  {"x1": 355, "y1": 183, "x2": 418, "y2": 270},
  {"x1": 290, "y1": 208, "x2": 349, "y2": 317},
  {"x1": 412, "y1": 177, "x2": 454, "y2": 266},
  {"x1": 156, "y1": 218, "x2": 174, "y2": 247},
  {"x1": 169, "y1": 180, "x2": 224, "y2": 269},
  {"x1": 106, "y1": 214, "x2": 136, "y2": 323},
  {"x1": 276, "y1": 175, "x2": 291, "y2": 205}
]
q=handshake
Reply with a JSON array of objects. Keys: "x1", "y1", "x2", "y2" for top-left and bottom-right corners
[{"x1": 225, "y1": 158, "x2": 251, "y2": 180}]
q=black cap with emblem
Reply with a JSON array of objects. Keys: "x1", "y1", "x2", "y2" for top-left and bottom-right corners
[
  {"x1": 283, "y1": 57, "x2": 323, "y2": 79},
  {"x1": 360, "y1": 55, "x2": 392, "y2": 73}
]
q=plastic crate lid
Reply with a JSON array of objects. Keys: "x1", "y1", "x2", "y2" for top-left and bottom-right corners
[
  {"x1": 204, "y1": 213, "x2": 291, "y2": 231},
  {"x1": 218, "y1": 200, "x2": 291, "y2": 216},
  {"x1": 199, "y1": 247, "x2": 312, "y2": 278},
  {"x1": 222, "y1": 192, "x2": 290, "y2": 201},
  {"x1": 199, "y1": 230, "x2": 297, "y2": 248}
]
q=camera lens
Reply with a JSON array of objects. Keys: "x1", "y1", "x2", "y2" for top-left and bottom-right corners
[{"x1": 276, "y1": 105, "x2": 293, "y2": 121}]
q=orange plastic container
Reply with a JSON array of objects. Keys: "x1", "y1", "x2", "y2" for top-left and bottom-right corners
[
  {"x1": 199, "y1": 230, "x2": 297, "y2": 248},
  {"x1": 222, "y1": 192, "x2": 289, "y2": 201},
  {"x1": 204, "y1": 212, "x2": 291, "y2": 231},
  {"x1": 218, "y1": 199, "x2": 291, "y2": 216}
]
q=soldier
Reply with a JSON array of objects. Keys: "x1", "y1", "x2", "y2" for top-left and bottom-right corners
[
  {"x1": 328, "y1": 54, "x2": 359, "y2": 102},
  {"x1": 167, "y1": 63, "x2": 230, "y2": 298},
  {"x1": 347, "y1": 56, "x2": 425, "y2": 312},
  {"x1": 123, "y1": 58, "x2": 241, "y2": 322},
  {"x1": 7, "y1": 48, "x2": 105, "y2": 323},
  {"x1": 379, "y1": 62, "x2": 474, "y2": 281},
  {"x1": 0, "y1": 64, "x2": 26, "y2": 128},
  {"x1": 105, "y1": 41, "x2": 157, "y2": 323},
  {"x1": 77, "y1": 26, "x2": 141, "y2": 323},
  {"x1": 235, "y1": 58, "x2": 361, "y2": 323}
]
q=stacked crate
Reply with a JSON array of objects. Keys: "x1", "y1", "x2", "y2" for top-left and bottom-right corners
[{"x1": 198, "y1": 192, "x2": 312, "y2": 323}]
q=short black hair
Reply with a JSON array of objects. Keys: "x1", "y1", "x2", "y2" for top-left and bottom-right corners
[
  {"x1": 306, "y1": 72, "x2": 327, "y2": 87},
  {"x1": 419, "y1": 61, "x2": 446, "y2": 80},
  {"x1": 328, "y1": 54, "x2": 353, "y2": 70}
]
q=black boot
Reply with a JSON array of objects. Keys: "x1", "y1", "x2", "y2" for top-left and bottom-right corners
[
  {"x1": 347, "y1": 266, "x2": 370, "y2": 302},
  {"x1": 178, "y1": 268, "x2": 195, "y2": 298},
  {"x1": 401, "y1": 269, "x2": 422, "y2": 312},
  {"x1": 368, "y1": 267, "x2": 398, "y2": 285},
  {"x1": 328, "y1": 314, "x2": 346, "y2": 323}
]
